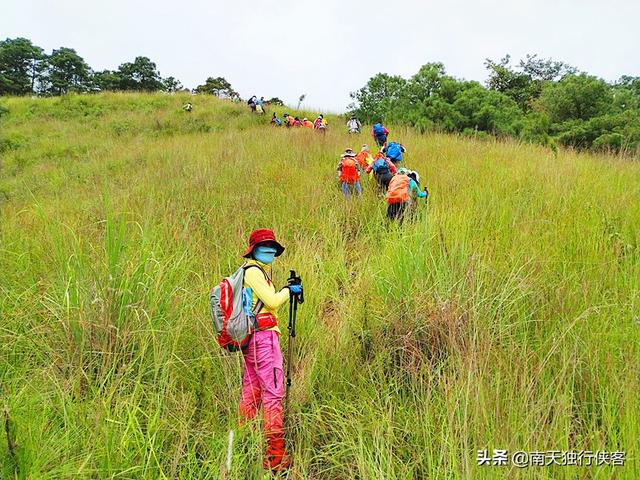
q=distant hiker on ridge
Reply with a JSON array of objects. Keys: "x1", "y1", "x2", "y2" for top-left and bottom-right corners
[
  {"x1": 347, "y1": 115, "x2": 361, "y2": 134},
  {"x1": 248, "y1": 96, "x2": 257, "y2": 112},
  {"x1": 256, "y1": 96, "x2": 265, "y2": 114},
  {"x1": 314, "y1": 114, "x2": 327, "y2": 133}
]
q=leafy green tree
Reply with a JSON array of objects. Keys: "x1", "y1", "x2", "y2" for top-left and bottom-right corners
[
  {"x1": 350, "y1": 60, "x2": 639, "y2": 154},
  {"x1": 0, "y1": 37, "x2": 45, "y2": 95},
  {"x1": 592, "y1": 132, "x2": 625, "y2": 151},
  {"x1": 403, "y1": 64, "x2": 468, "y2": 131},
  {"x1": 519, "y1": 112, "x2": 552, "y2": 144},
  {"x1": 195, "y1": 76, "x2": 238, "y2": 98},
  {"x1": 453, "y1": 82, "x2": 524, "y2": 136},
  {"x1": 537, "y1": 74, "x2": 612, "y2": 123},
  {"x1": 267, "y1": 97, "x2": 284, "y2": 106},
  {"x1": 41, "y1": 47, "x2": 91, "y2": 95},
  {"x1": 519, "y1": 54, "x2": 576, "y2": 82},
  {"x1": 616, "y1": 76, "x2": 640, "y2": 101},
  {"x1": 163, "y1": 76, "x2": 182, "y2": 92},
  {"x1": 485, "y1": 55, "x2": 533, "y2": 110},
  {"x1": 407, "y1": 63, "x2": 447, "y2": 99},
  {"x1": 92, "y1": 70, "x2": 122, "y2": 91},
  {"x1": 610, "y1": 85, "x2": 639, "y2": 113},
  {"x1": 408, "y1": 97, "x2": 462, "y2": 133},
  {"x1": 117, "y1": 57, "x2": 164, "y2": 91},
  {"x1": 485, "y1": 54, "x2": 576, "y2": 111},
  {"x1": 349, "y1": 73, "x2": 408, "y2": 123}
]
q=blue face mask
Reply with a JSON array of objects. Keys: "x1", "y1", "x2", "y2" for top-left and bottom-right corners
[{"x1": 254, "y1": 245, "x2": 277, "y2": 265}]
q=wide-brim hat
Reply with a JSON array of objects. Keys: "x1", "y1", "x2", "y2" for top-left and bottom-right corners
[
  {"x1": 343, "y1": 148, "x2": 356, "y2": 157},
  {"x1": 243, "y1": 228, "x2": 285, "y2": 258}
]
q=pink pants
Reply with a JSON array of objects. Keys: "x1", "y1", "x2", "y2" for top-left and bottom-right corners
[{"x1": 239, "y1": 330, "x2": 286, "y2": 454}]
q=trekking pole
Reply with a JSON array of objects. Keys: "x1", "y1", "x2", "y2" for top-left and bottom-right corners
[{"x1": 285, "y1": 270, "x2": 303, "y2": 405}]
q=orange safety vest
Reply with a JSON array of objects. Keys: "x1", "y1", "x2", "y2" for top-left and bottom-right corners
[
  {"x1": 356, "y1": 151, "x2": 370, "y2": 168},
  {"x1": 340, "y1": 157, "x2": 359, "y2": 183},
  {"x1": 386, "y1": 175, "x2": 410, "y2": 204},
  {"x1": 304, "y1": 120, "x2": 314, "y2": 128}
]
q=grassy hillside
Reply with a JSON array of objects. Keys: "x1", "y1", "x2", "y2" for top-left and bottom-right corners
[{"x1": 1, "y1": 93, "x2": 639, "y2": 479}]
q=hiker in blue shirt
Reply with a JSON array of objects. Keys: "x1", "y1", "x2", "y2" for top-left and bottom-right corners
[
  {"x1": 371, "y1": 122, "x2": 389, "y2": 147},
  {"x1": 271, "y1": 113, "x2": 282, "y2": 126},
  {"x1": 383, "y1": 141, "x2": 406, "y2": 167}
]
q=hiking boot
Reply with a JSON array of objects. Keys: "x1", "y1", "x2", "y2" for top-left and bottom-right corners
[
  {"x1": 263, "y1": 452, "x2": 291, "y2": 473},
  {"x1": 264, "y1": 433, "x2": 291, "y2": 473}
]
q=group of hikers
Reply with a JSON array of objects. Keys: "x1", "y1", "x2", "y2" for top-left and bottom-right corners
[
  {"x1": 268, "y1": 110, "x2": 427, "y2": 222},
  {"x1": 270, "y1": 112, "x2": 328, "y2": 131},
  {"x1": 247, "y1": 96, "x2": 267, "y2": 114},
  {"x1": 210, "y1": 114, "x2": 431, "y2": 476},
  {"x1": 337, "y1": 121, "x2": 428, "y2": 222}
]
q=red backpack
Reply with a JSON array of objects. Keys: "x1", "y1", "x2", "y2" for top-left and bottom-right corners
[{"x1": 340, "y1": 157, "x2": 359, "y2": 183}]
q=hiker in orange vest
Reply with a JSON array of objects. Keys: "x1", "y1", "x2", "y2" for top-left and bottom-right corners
[
  {"x1": 355, "y1": 144, "x2": 374, "y2": 171},
  {"x1": 303, "y1": 118, "x2": 314, "y2": 128},
  {"x1": 337, "y1": 148, "x2": 362, "y2": 198},
  {"x1": 238, "y1": 229, "x2": 302, "y2": 473},
  {"x1": 386, "y1": 168, "x2": 428, "y2": 222}
]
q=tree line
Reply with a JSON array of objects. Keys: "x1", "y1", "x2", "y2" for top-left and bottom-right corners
[
  {"x1": 349, "y1": 55, "x2": 640, "y2": 154},
  {"x1": 0, "y1": 37, "x2": 183, "y2": 95},
  {"x1": 0, "y1": 37, "x2": 264, "y2": 100}
]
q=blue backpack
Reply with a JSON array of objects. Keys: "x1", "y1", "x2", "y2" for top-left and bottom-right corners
[
  {"x1": 373, "y1": 123, "x2": 385, "y2": 136},
  {"x1": 386, "y1": 142, "x2": 402, "y2": 161},
  {"x1": 372, "y1": 157, "x2": 389, "y2": 173}
]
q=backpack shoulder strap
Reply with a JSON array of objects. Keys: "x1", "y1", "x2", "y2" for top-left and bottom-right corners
[
  {"x1": 241, "y1": 264, "x2": 269, "y2": 315},
  {"x1": 242, "y1": 263, "x2": 270, "y2": 281}
]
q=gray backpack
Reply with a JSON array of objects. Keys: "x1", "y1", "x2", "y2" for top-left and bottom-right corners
[{"x1": 210, "y1": 265, "x2": 264, "y2": 352}]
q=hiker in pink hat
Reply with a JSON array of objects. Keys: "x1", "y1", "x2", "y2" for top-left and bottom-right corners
[{"x1": 239, "y1": 228, "x2": 302, "y2": 473}]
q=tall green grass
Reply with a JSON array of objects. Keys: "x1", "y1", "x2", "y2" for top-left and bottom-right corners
[{"x1": 1, "y1": 93, "x2": 639, "y2": 479}]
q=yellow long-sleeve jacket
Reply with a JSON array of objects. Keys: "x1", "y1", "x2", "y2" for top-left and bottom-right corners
[{"x1": 243, "y1": 259, "x2": 290, "y2": 334}]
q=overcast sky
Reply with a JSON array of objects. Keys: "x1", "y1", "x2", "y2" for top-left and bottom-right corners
[{"x1": 2, "y1": 0, "x2": 639, "y2": 112}]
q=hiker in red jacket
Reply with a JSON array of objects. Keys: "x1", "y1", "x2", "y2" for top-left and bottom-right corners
[{"x1": 238, "y1": 229, "x2": 302, "y2": 473}]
